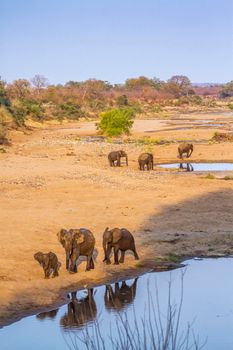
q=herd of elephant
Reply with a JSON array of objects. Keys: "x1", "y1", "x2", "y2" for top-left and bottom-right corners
[
  {"x1": 108, "y1": 142, "x2": 194, "y2": 170},
  {"x1": 34, "y1": 227, "x2": 139, "y2": 278},
  {"x1": 36, "y1": 279, "x2": 138, "y2": 330},
  {"x1": 34, "y1": 143, "x2": 193, "y2": 278}
]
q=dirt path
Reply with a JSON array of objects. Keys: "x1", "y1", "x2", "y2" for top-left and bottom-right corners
[{"x1": 1, "y1": 115, "x2": 233, "y2": 326}]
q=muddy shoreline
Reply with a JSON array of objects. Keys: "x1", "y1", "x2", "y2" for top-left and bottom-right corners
[
  {"x1": 2, "y1": 253, "x2": 233, "y2": 328},
  {"x1": 1, "y1": 114, "x2": 233, "y2": 329}
]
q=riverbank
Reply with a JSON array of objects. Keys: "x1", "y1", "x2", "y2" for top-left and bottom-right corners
[{"x1": 1, "y1": 112, "x2": 233, "y2": 327}]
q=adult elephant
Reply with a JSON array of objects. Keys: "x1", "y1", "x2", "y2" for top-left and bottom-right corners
[
  {"x1": 104, "y1": 279, "x2": 138, "y2": 312},
  {"x1": 108, "y1": 150, "x2": 128, "y2": 167},
  {"x1": 60, "y1": 289, "x2": 97, "y2": 330},
  {"x1": 57, "y1": 228, "x2": 95, "y2": 273},
  {"x1": 103, "y1": 227, "x2": 139, "y2": 265},
  {"x1": 178, "y1": 143, "x2": 193, "y2": 159},
  {"x1": 138, "y1": 153, "x2": 154, "y2": 171}
]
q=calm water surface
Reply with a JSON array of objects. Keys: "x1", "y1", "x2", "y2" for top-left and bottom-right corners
[
  {"x1": 1, "y1": 259, "x2": 233, "y2": 350},
  {"x1": 160, "y1": 162, "x2": 233, "y2": 172}
]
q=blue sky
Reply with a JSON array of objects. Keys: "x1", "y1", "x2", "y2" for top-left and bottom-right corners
[{"x1": 1, "y1": 0, "x2": 233, "y2": 84}]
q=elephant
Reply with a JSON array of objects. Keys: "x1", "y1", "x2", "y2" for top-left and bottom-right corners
[
  {"x1": 138, "y1": 153, "x2": 154, "y2": 171},
  {"x1": 34, "y1": 251, "x2": 60, "y2": 278},
  {"x1": 178, "y1": 143, "x2": 193, "y2": 159},
  {"x1": 60, "y1": 289, "x2": 97, "y2": 330},
  {"x1": 179, "y1": 162, "x2": 194, "y2": 172},
  {"x1": 57, "y1": 228, "x2": 95, "y2": 273},
  {"x1": 108, "y1": 150, "x2": 128, "y2": 167},
  {"x1": 104, "y1": 278, "x2": 138, "y2": 312},
  {"x1": 103, "y1": 227, "x2": 139, "y2": 265},
  {"x1": 36, "y1": 309, "x2": 59, "y2": 320}
]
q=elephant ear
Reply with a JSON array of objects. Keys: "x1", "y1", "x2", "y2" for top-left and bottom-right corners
[
  {"x1": 57, "y1": 229, "x2": 66, "y2": 242},
  {"x1": 75, "y1": 232, "x2": 85, "y2": 244},
  {"x1": 112, "y1": 228, "x2": 122, "y2": 244}
]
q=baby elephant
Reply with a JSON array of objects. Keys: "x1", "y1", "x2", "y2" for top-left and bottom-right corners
[
  {"x1": 34, "y1": 251, "x2": 60, "y2": 278},
  {"x1": 103, "y1": 227, "x2": 139, "y2": 265},
  {"x1": 138, "y1": 153, "x2": 154, "y2": 171},
  {"x1": 178, "y1": 143, "x2": 193, "y2": 159},
  {"x1": 108, "y1": 150, "x2": 128, "y2": 167}
]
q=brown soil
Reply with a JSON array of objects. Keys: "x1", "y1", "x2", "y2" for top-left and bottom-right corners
[{"x1": 1, "y1": 111, "x2": 233, "y2": 327}]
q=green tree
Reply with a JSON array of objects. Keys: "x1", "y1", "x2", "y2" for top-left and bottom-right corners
[
  {"x1": 220, "y1": 81, "x2": 233, "y2": 98},
  {"x1": 0, "y1": 78, "x2": 10, "y2": 106},
  {"x1": 98, "y1": 108, "x2": 135, "y2": 136},
  {"x1": 167, "y1": 75, "x2": 192, "y2": 96},
  {"x1": 125, "y1": 76, "x2": 156, "y2": 90}
]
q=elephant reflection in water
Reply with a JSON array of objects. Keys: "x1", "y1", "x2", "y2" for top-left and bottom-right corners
[
  {"x1": 104, "y1": 278, "x2": 138, "y2": 312},
  {"x1": 60, "y1": 289, "x2": 97, "y2": 329},
  {"x1": 179, "y1": 163, "x2": 194, "y2": 172},
  {"x1": 36, "y1": 309, "x2": 59, "y2": 320}
]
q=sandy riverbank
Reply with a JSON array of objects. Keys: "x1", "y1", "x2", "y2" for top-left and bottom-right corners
[{"x1": 1, "y1": 112, "x2": 233, "y2": 327}]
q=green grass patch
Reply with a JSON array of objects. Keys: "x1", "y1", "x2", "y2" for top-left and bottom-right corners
[
  {"x1": 167, "y1": 253, "x2": 180, "y2": 263},
  {"x1": 223, "y1": 175, "x2": 233, "y2": 180},
  {"x1": 204, "y1": 173, "x2": 216, "y2": 179}
]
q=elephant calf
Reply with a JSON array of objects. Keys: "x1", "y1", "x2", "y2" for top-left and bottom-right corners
[
  {"x1": 103, "y1": 227, "x2": 139, "y2": 265},
  {"x1": 57, "y1": 228, "x2": 95, "y2": 273},
  {"x1": 34, "y1": 251, "x2": 60, "y2": 278},
  {"x1": 138, "y1": 153, "x2": 154, "y2": 171},
  {"x1": 108, "y1": 150, "x2": 128, "y2": 167},
  {"x1": 178, "y1": 143, "x2": 193, "y2": 159}
]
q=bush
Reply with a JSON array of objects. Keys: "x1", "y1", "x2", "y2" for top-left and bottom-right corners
[
  {"x1": 8, "y1": 102, "x2": 28, "y2": 126},
  {"x1": 58, "y1": 102, "x2": 85, "y2": 120},
  {"x1": 205, "y1": 173, "x2": 215, "y2": 180},
  {"x1": 228, "y1": 103, "x2": 233, "y2": 110},
  {"x1": 22, "y1": 100, "x2": 45, "y2": 121},
  {"x1": 116, "y1": 94, "x2": 128, "y2": 107},
  {"x1": 98, "y1": 108, "x2": 135, "y2": 137}
]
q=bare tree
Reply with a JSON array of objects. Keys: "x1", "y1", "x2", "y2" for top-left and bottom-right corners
[{"x1": 31, "y1": 74, "x2": 48, "y2": 90}]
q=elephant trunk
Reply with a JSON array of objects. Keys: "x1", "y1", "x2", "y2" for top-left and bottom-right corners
[{"x1": 126, "y1": 156, "x2": 128, "y2": 166}]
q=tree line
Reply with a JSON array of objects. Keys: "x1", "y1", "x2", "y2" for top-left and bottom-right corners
[{"x1": 0, "y1": 74, "x2": 232, "y2": 130}]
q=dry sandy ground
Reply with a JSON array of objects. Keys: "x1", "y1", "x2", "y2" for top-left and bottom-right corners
[{"x1": 1, "y1": 112, "x2": 233, "y2": 326}]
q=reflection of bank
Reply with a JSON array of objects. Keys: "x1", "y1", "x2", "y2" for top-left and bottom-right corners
[
  {"x1": 179, "y1": 162, "x2": 194, "y2": 172},
  {"x1": 60, "y1": 289, "x2": 97, "y2": 330},
  {"x1": 104, "y1": 278, "x2": 138, "y2": 313}
]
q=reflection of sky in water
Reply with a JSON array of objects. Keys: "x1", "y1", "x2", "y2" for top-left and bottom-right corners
[
  {"x1": 160, "y1": 163, "x2": 233, "y2": 172},
  {"x1": 1, "y1": 259, "x2": 233, "y2": 350}
]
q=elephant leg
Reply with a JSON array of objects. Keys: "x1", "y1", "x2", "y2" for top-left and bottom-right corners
[
  {"x1": 86, "y1": 255, "x2": 92, "y2": 271},
  {"x1": 44, "y1": 267, "x2": 50, "y2": 279},
  {"x1": 53, "y1": 265, "x2": 59, "y2": 277},
  {"x1": 132, "y1": 245, "x2": 139, "y2": 260},
  {"x1": 117, "y1": 156, "x2": 120, "y2": 167},
  {"x1": 105, "y1": 245, "x2": 112, "y2": 264},
  {"x1": 90, "y1": 257, "x2": 95, "y2": 269},
  {"x1": 113, "y1": 247, "x2": 120, "y2": 265},
  {"x1": 70, "y1": 251, "x2": 78, "y2": 273},
  {"x1": 65, "y1": 252, "x2": 70, "y2": 271},
  {"x1": 147, "y1": 162, "x2": 150, "y2": 171},
  {"x1": 119, "y1": 250, "x2": 125, "y2": 263}
]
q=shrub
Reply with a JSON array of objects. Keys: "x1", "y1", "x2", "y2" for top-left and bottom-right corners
[
  {"x1": 58, "y1": 102, "x2": 85, "y2": 120},
  {"x1": 205, "y1": 173, "x2": 215, "y2": 179},
  {"x1": 98, "y1": 108, "x2": 135, "y2": 136},
  {"x1": 22, "y1": 100, "x2": 44, "y2": 121},
  {"x1": 8, "y1": 101, "x2": 28, "y2": 126},
  {"x1": 116, "y1": 94, "x2": 128, "y2": 107},
  {"x1": 224, "y1": 175, "x2": 233, "y2": 180},
  {"x1": 228, "y1": 103, "x2": 233, "y2": 110}
]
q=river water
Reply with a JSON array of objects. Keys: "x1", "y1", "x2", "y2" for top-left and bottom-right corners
[
  {"x1": 1, "y1": 258, "x2": 233, "y2": 350},
  {"x1": 160, "y1": 162, "x2": 233, "y2": 172}
]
